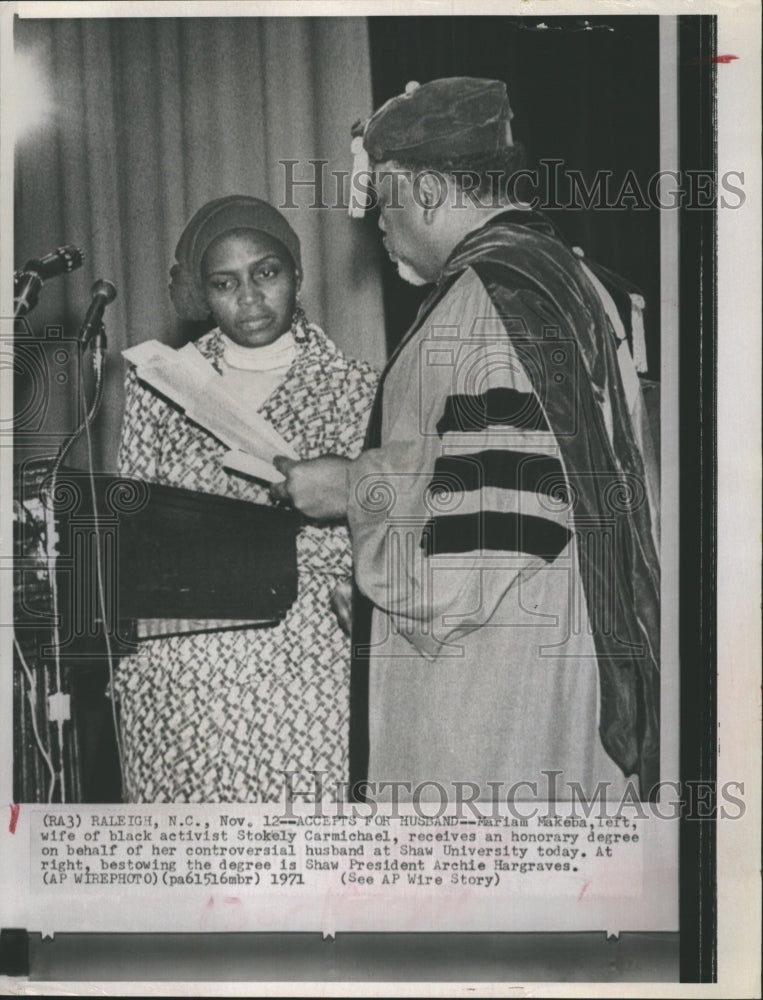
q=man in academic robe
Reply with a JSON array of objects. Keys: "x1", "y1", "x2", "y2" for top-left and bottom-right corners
[{"x1": 275, "y1": 77, "x2": 660, "y2": 804}]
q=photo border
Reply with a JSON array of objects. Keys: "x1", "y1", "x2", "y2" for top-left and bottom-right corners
[{"x1": 1, "y1": 1, "x2": 760, "y2": 994}]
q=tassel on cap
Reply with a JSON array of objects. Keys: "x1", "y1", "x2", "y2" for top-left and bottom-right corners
[
  {"x1": 349, "y1": 135, "x2": 371, "y2": 219},
  {"x1": 630, "y1": 293, "x2": 648, "y2": 374}
]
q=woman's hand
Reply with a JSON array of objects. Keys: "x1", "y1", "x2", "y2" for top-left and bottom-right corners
[{"x1": 272, "y1": 455, "x2": 351, "y2": 520}]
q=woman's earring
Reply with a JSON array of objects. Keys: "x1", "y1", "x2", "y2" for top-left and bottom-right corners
[{"x1": 292, "y1": 300, "x2": 307, "y2": 328}]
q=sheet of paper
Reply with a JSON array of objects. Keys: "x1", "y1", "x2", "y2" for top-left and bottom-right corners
[{"x1": 123, "y1": 339, "x2": 299, "y2": 464}]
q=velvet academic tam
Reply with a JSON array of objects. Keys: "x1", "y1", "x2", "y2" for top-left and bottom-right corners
[{"x1": 357, "y1": 77, "x2": 514, "y2": 165}]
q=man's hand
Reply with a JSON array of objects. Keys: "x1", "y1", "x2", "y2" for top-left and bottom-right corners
[{"x1": 272, "y1": 455, "x2": 351, "y2": 521}]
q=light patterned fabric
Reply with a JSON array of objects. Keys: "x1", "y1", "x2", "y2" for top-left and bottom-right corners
[{"x1": 115, "y1": 316, "x2": 378, "y2": 802}]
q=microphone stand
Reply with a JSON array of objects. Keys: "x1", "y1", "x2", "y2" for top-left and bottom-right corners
[
  {"x1": 44, "y1": 277, "x2": 116, "y2": 487},
  {"x1": 14, "y1": 270, "x2": 43, "y2": 318},
  {"x1": 49, "y1": 322, "x2": 107, "y2": 482},
  {"x1": 38, "y1": 323, "x2": 108, "y2": 805}
]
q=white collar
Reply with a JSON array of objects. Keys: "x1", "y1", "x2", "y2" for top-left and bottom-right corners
[{"x1": 219, "y1": 330, "x2": 297, "y2": 371}]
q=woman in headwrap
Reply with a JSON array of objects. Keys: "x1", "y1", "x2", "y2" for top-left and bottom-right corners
[{"x1": 115, "y1": 195, "x2": 378, "y2": 802}]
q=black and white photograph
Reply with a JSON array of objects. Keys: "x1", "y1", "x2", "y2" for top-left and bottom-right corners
[{"x1": 1, "y1": 0, "x2": 759, "y2": 992}]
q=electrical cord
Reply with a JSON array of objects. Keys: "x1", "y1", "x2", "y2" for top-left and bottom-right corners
[
  {"x1": 13, "y1": 635, "x2": 57, "y2": 802},
  {"x1": 79, "y1": 339, "x2": 126, "y2": 795}
]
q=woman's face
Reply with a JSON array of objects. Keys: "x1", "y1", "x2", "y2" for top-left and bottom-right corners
[{"x1": 201, "y1": 230, "x2": 299, "y2": 348}]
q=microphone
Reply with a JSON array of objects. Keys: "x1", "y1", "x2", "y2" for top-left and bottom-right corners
[
  {"x1": 14, "y1": 245, "x2": 84, "y2": 317},
  {"x1": 79, "y1": 279, "x2": 117, "y2": 345},
  {"x1": 23, "y1": 245, "x2": 84, "y2": 281}
]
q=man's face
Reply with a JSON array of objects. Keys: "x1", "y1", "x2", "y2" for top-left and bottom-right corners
[{"x1": 373, "y1": 161, "x2": 435, "y2": 286}]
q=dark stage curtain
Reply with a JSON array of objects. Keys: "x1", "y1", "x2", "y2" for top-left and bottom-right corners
[{"x1": 367, "y1": 15, "x2": 661, "y2": 375}]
